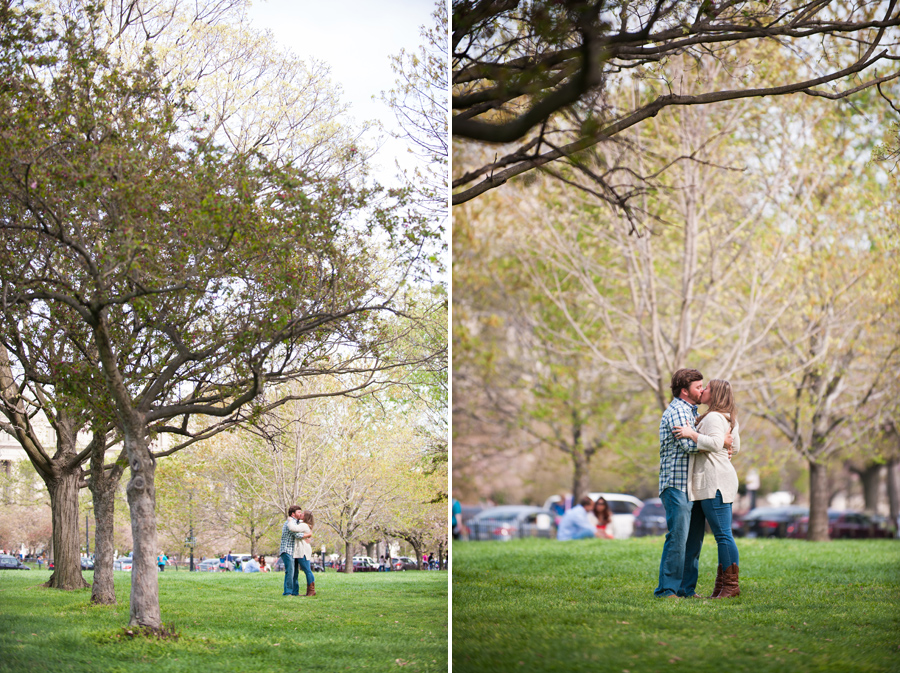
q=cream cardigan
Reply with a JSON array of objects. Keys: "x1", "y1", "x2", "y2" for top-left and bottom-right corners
[
  {"x1": 687, "y1": 412, "x2": 741, "y2": 503},
  {"x1": 287, "y1": 519, "x2": 312, "y2": 560}
]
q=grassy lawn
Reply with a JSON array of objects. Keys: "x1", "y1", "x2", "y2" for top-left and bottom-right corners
[
  {"x1": 0, "y1": 568, "x2": 447, "y2": 673},
  {"x1": 452, "y1": 537, "x2": 900, "y2": 673}
]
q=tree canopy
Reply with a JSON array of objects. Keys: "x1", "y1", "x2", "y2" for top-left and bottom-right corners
[{"x1": 452, "y1": 0, "x2": 900, "y2": 204}]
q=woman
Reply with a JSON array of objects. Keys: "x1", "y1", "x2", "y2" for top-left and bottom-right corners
[
  {"x1": 294, "y1": 512, "x2": 316, "y2": 597},
  {"x1": 258, "y1": 555, "x2": 269, "y2": 572},
  {"x1": 674, "y1": 379, "x2": 742, "y2": 599},
  {"x1": 593, "y1": 498, "x2": 615, "y2": 540}
]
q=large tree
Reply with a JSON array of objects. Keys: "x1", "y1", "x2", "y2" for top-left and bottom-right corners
[
  {"x1": 0, "y1": 3, "x2": 438, "y2": 630},
  {"x1": 452, "y1": 0, "x2": 900, "y2": 203}
]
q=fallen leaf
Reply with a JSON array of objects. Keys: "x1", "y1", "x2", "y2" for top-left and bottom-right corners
[
  {"x1": 617, "y1": 621, "x2": 630, "y2": 625},
  {"x1": 658, "y1": 641, "x2": 669, "y2": 646},
  {"x1": 767, "y1": 645, "x2": 774, "y2": 649},
  {"x1": 396, "y1": 659, "x2": 409, "y2": 666},
  {"x1": 273, "y1": 643, "x2": 280, "y2": 647}
]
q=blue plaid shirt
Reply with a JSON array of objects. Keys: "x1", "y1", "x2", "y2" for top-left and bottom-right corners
[
  {"x1": 659, "y1": 398, "x2": 701, "y2": 495},
  {"x1": 279, "y1": 518, "x2": 297, "y2": 555}
]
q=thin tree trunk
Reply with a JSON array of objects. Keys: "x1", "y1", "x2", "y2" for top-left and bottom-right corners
[
  {"x1": 124, "y1": 429, "x2": 161, "y2": 628},
  {"x1": 45, "y1": 467, "x2": 90, "y2": 590},
  {"x1": 808, "y1": 461, "x2": 830, "y2": 541},
  {"x1": 887, "y1": 458, "x2": 899, "y2": 532},
  {"x1": 90, "y1": 441, "x2": 124, "y2": 605},
  {"x1": 571, "y1": 447, "x2": 590, "y2": 504},
  {"x1": 344, "y1": 540, "x2": 353, "y2": 573}
]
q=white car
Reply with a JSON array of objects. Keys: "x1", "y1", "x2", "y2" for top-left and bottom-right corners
[{"x1": 543, "y1": 493, "x2": 644, "y2": 539}]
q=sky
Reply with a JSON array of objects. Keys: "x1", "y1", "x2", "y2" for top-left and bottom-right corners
[{"x1": 246, "y1": 0, "x2": 438, "y2": 177}]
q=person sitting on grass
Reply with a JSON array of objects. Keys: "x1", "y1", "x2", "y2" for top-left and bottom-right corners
[
  {"x1": 556, "y1": 495, "x2": 598, "y2": 540},
  {"x1": 593, "y1": 497, "x2": 615, "y2": 540}
]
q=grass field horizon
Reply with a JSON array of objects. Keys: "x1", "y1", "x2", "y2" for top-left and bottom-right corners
[
  {"x1": 452, "y1": 537, "x2": 899, "y2": 673},
  {"x1": 0, "y1": 568, "x2": 447, "y2": 672}
]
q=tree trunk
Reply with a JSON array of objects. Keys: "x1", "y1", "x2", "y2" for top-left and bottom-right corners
[
  {"x1": 807, "y1": 461, "x2": 830, "y2": 541},
  {"x1": 855, "y1": 463, "x2": 882, "y2": 514},
  {"x1": 124, "y1": 429, "x2": 161, "y2": 628},
  {"x1": 887, "y1": 458, "x2": 899, "y2": 533},
  {"x1": 411, "y1": 541, "x2": 423, "y2": 570},
  {"x1": 90, "y1": 443, "x2": 124, "y2": 605},
  {"x1": 571, "y1": 448, "x2": 590, "y2": 503},
  {"x1": 343, "y1": 540, "x2": 353, "y2": 573},
  {"x1": 45, "y1": 468, "x2": 90, "y2": 590}
]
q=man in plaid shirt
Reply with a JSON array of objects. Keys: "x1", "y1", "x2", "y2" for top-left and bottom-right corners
[{"x1": 654, "y1": 368, "x2": 731, "y2": 598}]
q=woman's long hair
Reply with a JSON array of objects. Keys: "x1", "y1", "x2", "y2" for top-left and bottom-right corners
[
  {"x1": 697, "y1": 379, "x2": 737, "y2": 429},
  {"x1": 303, "y1": 511, "x2": 315, "y2": 528},
  {"x1": 593, "y1": 498, "x2": 611, "y2": 527}
]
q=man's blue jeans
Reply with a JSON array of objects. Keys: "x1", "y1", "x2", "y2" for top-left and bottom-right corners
[
  {"x1": 699, "y1": 490, "x2": 739, "y2": 568},
  {"x1": 281, "y1": 552, "x2": 300, "y2": 596},
  {"x1": 655, "y1": 487, "x2": 705, "y2": 597}
]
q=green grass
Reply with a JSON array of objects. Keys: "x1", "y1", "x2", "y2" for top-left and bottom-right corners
[
  {"x1": 0, "y1": 569, "x2": 447, "y2": 673},
  {"x1": 451, "y1": 537, "x2": 900, "y2": 673}
]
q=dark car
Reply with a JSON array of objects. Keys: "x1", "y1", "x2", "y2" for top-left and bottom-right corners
[
  {"x1": 80, "y1": 558, "x2": 95, "y2": 570},
  {"x1": 467, "y1": 506, "x2": 556, "y2": 541},
  {"x1": 632, "y1": 498, "x2": 668, "y2": 537},
  {"x1": 734, "y1": 506, "x2": 809, "y2": 538},
  {"x1": 787, "y1": 510, "x2": 894, "y2": 539},
  {"x1": 391, "y1": 556, "x2": 418, "y2": 570},
  {"x1": 0, "y1": 554, "x2": 30, "y2": 570}
]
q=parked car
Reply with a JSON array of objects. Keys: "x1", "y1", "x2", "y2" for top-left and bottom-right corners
[
  {"x1": 195, "y1": 558, "x2": 222, "y2": 572},
  {"x1": 457, "y1": 504, "x2": 485, "y2": 540},
  {"x1": 467, "y1": 505, "x2": 556, "y2": 541},
  {"x1": 543, "y1": 493, "x2": 644, "y2": 539},
  {"x1": 733, "y1": 506, "x2": 809, "y2": 538},
  {"x1": 391, "y1": 556, "x2": 418, "y2": 570},
  {"x1": 0, "y1": 554, "x2": 30, "y2": 570},
  {"x1": 632, "y1": 498, "x2": 668, "y2": 537},
  {"x1": 80, "y1": 557, "x2": 95, "y2": 570},
  {"x1": 786, "y1": 510, "x2": 894, "y2": 539},
  {"x1": 113, "y1": 555, "x2": 133, "y2": 571}
]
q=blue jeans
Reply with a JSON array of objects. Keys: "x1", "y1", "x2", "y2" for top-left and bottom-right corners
[
  {"x1": 297, "y1": 557, "x2": 314, "y2": 586},
  {"x1": 699, "y1": 490, "x2": 739, "y2": 568},
  {"x1": 655, "y1": 487, "x2": 705, "y2": 597},
  {"x1": 281, "y1": 552, "x2": 300, "y2": 596}
]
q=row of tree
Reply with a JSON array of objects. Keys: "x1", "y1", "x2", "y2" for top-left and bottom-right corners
[{"x1": 0, "y1": 0, "x2": 447, "y2": 632}]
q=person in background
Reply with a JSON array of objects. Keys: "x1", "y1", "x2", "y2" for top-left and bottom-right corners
[
  {"x1": 593, "y1": 498, "x2": 615, "y2": 540},
  {"x1": 452, "y1": 498, "x2": 462, "y2": 540},
  {"x1": 242, "y1": 555, "x2": 261, "y2": 572},
  {"x1": 556, "y1": 495, "x2": 598, "y2": 540},
  {"x1": 157, "y1": 551, "x2": 168, "y2": 572},
  {"x1": 258, "y1": 556, "x2": 269, "y2": 572}
]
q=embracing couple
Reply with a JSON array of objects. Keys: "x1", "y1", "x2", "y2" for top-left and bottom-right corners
[
  {"x1": 280, "y1": 505, "x2": 317, "y2": 597},
  {"x1": 655, "y1": 368, "x2": 741, "y2": 600}
]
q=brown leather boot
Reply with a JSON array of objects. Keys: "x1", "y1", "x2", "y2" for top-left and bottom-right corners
[
  {"x1": 715, "y1": 563, "x2": 740, "y2": 598},
  {"x1": 707, "y1": 564, "x2": 724, "y2": 599},
  {"x1": 305, "y1": 582, "x2": 316, "y2": 596}
]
